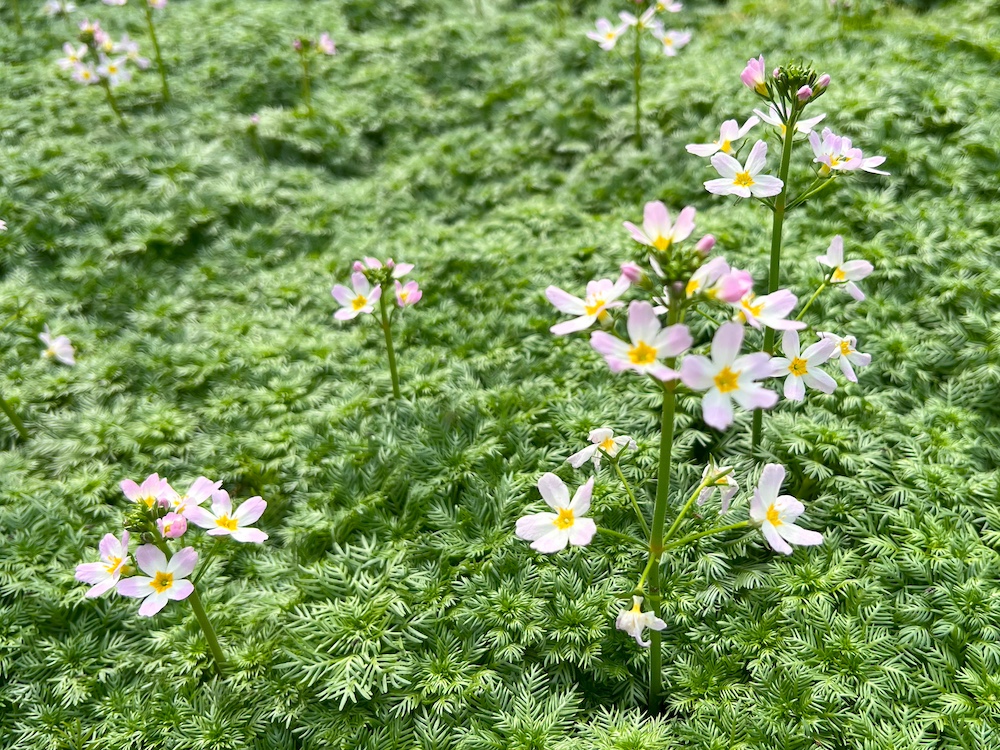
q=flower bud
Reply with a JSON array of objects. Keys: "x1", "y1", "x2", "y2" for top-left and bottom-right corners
[
  {"x1": 292, "y1": 38, "x2": 303, "y2": 51},
  {"x1": 772, "y1": 67, "x2": 780, "y2": 78},
  {"x1": 797, "y1": 85, "x2": 813, "y2": 101},
  {"x1": 817, "y1": 73, "x2": 831, "y2": 87},
  {"x1": 249, "y1": 113, "x2": 260, "y2": 126},
  {"x1": 620, "y1": 261, "x2": 644, "y2": 284},
  {"x1": 716, "y1": 269, "x2": 754, "y2": 303},
  {"x1": 694, "y1": 234, "x2": 716, "y2": 255},
  {"x1": 352, "y1": 261, "x2": 365, "y2": 272},
  {"x1": 157, "y1": 512, "x2": 188, "y2": 539},
  {"x1": 385, "y1": 258, "x2": 396, "y2": 270}
]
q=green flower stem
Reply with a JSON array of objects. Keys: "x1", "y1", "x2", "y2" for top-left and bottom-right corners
[
  {"x1": 786, "y1": 176, "x2": 837, "y2": 210},
  {"x1": 796, "y1": 280, "x2": 828, "y2": 322},
  {"x1": 143, "y1": 3, "x2": 170, "y2": 103},
  {"x1": 751, "y1": 112, "x2": 798, "y2": 451},
  {"x1": 100, "y1": 80, "x2": 128, "y2": 130},
  {"x1": 632, "y1": 28, "x2": 643, "y2": 149},
  {"x1": 12, "y1": 0, "x2": 21, "y2": 34},
  {"x1": 660, "y1": 477, "x2": 711, "y2": 546},
  {"x1": 663, "y1": 520, "x2": 750, "y2": 551},
  {"x1": 635, "y1": 555, "x2": 655, "y2": 592},
  {"x1": 0, "y1": 391, "x2": 29, "y2": 441},
  {"x1": 611, "y1": 458, "x2": 650, "y2": 537},
  {"x1": 595, "y1": 526, "x2": 646, "y2": 547},
  {"x1": 378, "y1": 289, "x2": 401, "y2": 399},
  {"x1": 187, "y1": 587, "x2": 227, "y2": 677},
  {"x1": 646, "y1": 297, "x2": 681, "y2": 714},
  {"x1": 299, "y1": 52, "x2": 312, "y2": 114}
]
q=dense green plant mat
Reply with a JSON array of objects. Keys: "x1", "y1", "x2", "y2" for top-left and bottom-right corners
[{"x1": 2, "y1": 0, "x2": 999, "y2": 747}]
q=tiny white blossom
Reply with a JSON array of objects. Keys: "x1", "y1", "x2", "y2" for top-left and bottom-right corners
[
  {"x1": 567, "y1": 428, "x2": 636, "y2": 469},
  {"x1": 616, "y1": 596, "x2": 666, "y2": 647}
]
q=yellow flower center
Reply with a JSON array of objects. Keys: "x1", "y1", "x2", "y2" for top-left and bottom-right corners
[
  {"x1": 599, "y1": 437, "x2": 615, "y2": 452},
  {"x1": 108, "y1": 65, "x2": 118, "y2": 74},
  {"x1": 740, "y1": 294, "x2": 764, "y2": 319},
  {"x1": 734, "y1": 171, "x2": 755, "y2": 188},
  {"x1": 766, "y1": 504, "x2": 781, "y2": 526},
  {"x1": 652, "y1": 235, "x2": 670, "y2": 251},
  {"x1": 832, "y1": 268, "x2": 846, "y2": 282},
  {"x1": 105, "y1": 555, "x2": 123, "y2": 574},
  {"x1": 663, "y1": 37, "x2": 674, "y2": 45},
  {"x1": 554, "y1": 507, "x2": 575, "y2": 530},
  {"x1": 216, "y1": 515, "x2": 239, "y2": 532},
  {"x1": 139, "y1": 494, "x2": 158, "y2": 509},
  {"x1": 150, "y1": 571, "x2": 174, "y2": 593},
  {"x1": 839, "y1": 340, "x2": 852, "y2": 356},
  {"x1": 584, "y1": 296, "x2": 606, "y2": 316},
  {"x1": 351, "y1": 294, "x2": 368, "y2": 311},
  {"x1": 630, "y1": 600, "x2": 643, "y2": 614},
  {"x1": 399, "y1": 290, "x2": 409, "y2": 302},
  {"x1": 789, "y1": 357, "x2": 808, "y2": 376},
  {"x1": 829, "y1": 156, "x2": 840, "y2": 167},
  {"x1": 628, "y1": 341, "x2": 657, "y2": 365},
  {"x1": 755, "y1": 83, "x2": 767, "y2": 95},
  {"x1": 605, "y1": 32, "x2": 615, "y2": 39},
  {"x1": 685, "y1": 278, "x2": 700, "y2": 297},
  {"x1": 719, "y1": 139, "x2": 732, "y2": 153},
  {"x1": 713, "y1": 366, "x2": 739, "y2": 393},
  {"x1": 779, "y1": 123, "x2": 787, "y2": 136}
]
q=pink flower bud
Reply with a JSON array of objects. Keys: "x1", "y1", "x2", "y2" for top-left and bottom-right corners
[
  {"x1": 817, "y1": 74, "x2": 831, "y2": 87},
  {"x1": 717, "y1": 269, "x2": 754, "y2": 303},
  {"x1": 352, "y1": 261, "x2": 365, "y2": 272},
  {"x1": 292, "y1": 38, "x2": 303, "y2": 51},
  {"x1": 772, "y1": 67, "x2": 780, "y2": 78},
  {"x1": 250, "y1": 113, "x2": 260, "y2": 125},
  {"x1": 695, "y1": 234, "x2": 716, "y2": 254},
  {"x1": 797, "y1": 85, "x2": 813, "y2": 101},
  {"x1": 740, "y1": 55, "x2": 767, "y2": 95},
  {"x1": 620, "y1": 262, "x2": 644, "y2": 284},
  {"x1": 157, "y1": 512, "x2": 187, "y2": 539},
  {"x1": 385, "y1": 258, "x2": 396, "y2": 270}
]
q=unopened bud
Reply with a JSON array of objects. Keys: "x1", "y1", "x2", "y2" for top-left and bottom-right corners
[
  {"x1": 772, "y1": 67, "x2": 780, "y2": 78},
  {"x1": 694, "y1": 234, "x2": 716, "y2": 255},
  {"x1": 817, "y1": 73, "x2": 831, "y2": 87},
  {"x1": 292, "y1": 38, "x2": 303, "y2": 51},
  {"x1": 385, "y1": 258, "x2": 396, "y2": 270},
  {"x1": 352, "y1": 261, "x2": 365, "y2": 272},
  {"x1": 797, "y1": 85, "x2": 813, "y2": 101},
  {"x1": 620, "y1": 261, "x2": 643, "y2": 284}
]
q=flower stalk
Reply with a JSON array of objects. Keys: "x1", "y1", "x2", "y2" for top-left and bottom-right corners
[
  {"x1": 379, "y1": 287, "x2": 401, "y2": 399},
  {"x1": 632, "y1": 28, "x2": 643, "y2": 149},
  {"x1": 143, "y1": 2, "x2": 170, "y2": 103},
  {"x1": 186, "y1": 587, "x2": 226, "y2": 676},
  {"x1": 0, "y1": 391, "x2": 29, "y2": 441}
]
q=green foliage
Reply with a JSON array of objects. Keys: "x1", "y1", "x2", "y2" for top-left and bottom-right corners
[{"x1": 1, "y1": 0, "x2": 999, "y2": 748}]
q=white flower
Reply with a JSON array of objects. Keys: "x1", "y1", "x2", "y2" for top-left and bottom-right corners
[
  {"x1": 769, "y1": 330, "x2": 837, "y2": 401},
  {"x1": 696, "y1": 464, "x2": 738, "y2": 513},
  {"x1": 546, "y1": 276, "x2": 630, "y2": 336},
  {"x1": 74, "y1": 530, "x2": 130, "y2": 598},
  {"x1": 734, "y1": 289, "x2": 805, "y2": 331},
  {"x1": 658, "y1": 30, "x2": 691, "y2": 56},
  {"x1": 39, "y1": 325, "x2": 75, "y2": 365},
  {"x1": 704, "y1": 140, "x2": 784, "y2": 198},
  {"x1": 753, "y1": 104, "x2": 825, "y2": 135},
  {"x1": 619, "y1": 7, "x2": 657, "y2": 29},
  {"x1": 616, "y1": 596, "x2": 666, "y2": 647},
  {"x1": 818, "y1": 332, "x2": 872, "y2": 382},
  {"x1": 816, "y1": 235, "x2": 873, "y2": 301},
  {"x1": 586, "y1": 18, "x2": 627, "y2": 51},
  {"x1": 567, "y1": 428, "x2": 636, "y2": 469},
  {"x1": 97, "y1": 54, "x2": 131, "y2": 88},
  {"x1": 590, "y1": 301, "x2": 692, "y2": 381},
  {"x1": 516, "y1": 474, "x2": 596, "y2": 553},
  {"x1": 749, "y1": 464, "x2": 823, "y2": 555},
  {"x1": 185, "y1": 490, "x2": 268, "y2": 543},
  {"x1": 332, "y1": 272, "x2": 381, "y2": 320},
  {"x1": 623, "y1": 201, "x2": 696, "y2": 252},
  {"x1": 686, "y1": 116, "x2": 758, "y2": 158}
]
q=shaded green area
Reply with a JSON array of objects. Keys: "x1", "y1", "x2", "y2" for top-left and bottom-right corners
[{"x1": 1, "y1": 0, "x2": 1000, "y2": 747}]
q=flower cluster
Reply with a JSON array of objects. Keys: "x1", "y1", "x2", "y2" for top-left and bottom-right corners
[
  {"x1": 43, "y1": 0, "x2": 77, "y2": 16},
  {"x1": 587, "y1": 3, "x2": 688, "y2": 55},
  {"x1": 60, "y1": 21, "x2": 148, "y2": 88},
  {"x1": 75, "y1": 474, "x2": 267, "y2": 617}
]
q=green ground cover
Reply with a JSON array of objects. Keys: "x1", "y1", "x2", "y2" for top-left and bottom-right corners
[{"x1": 2, "y1": 0, "x2": 1000, "y2": 747}]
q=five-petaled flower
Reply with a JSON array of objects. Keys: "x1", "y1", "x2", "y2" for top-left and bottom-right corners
[
  {"x1": 740, "y1": 55, "x2": 767, "y2": 95},
  {"x1": 115, "y1": 34, "x2": 150, "y2": 69},
  {"x1": 816, "y1": 235, "x2": 873, "y2": 301},
  {"x1": 705, "y1": 140, "x2": 783, "y2": 198},
  {"x1": 516, "y1": 474, "x2": 596, "y2": 553},
  {"x1": 40, "y1": 325, "x2": 75, "y2": 365},
  {"x1": 734, "y1": 289, "x2": 805, "y2": 331},
  {"x1": 546, "y1": 276, "x2": 630, "y2": 335},
  {"x1": 685, "y1": 257, "x2": 753, "y2": 303},
  {"x1": 818, "y1": 331, "x2": 872, "y2": 382},
  {"x1": 658, "y1": 30, "x2": 691, "y2": 56},
  {"x1": 395, "y1": 280, "x2": 422, "y2": 307},
  {"x1": 121, "y1": 473, "x2": 171, "y2": 509},
  {"x1": 769, "y1": 330, "x2": 837, "y2": 401},
  {"x1": 686, "y1": 116, "x2": 758, "y2": 158},
  {"x1": 749, "y1": 464, "x2": 823, "y2": 555},
  {"x1": 332, "y1": 272, "x2": 381, "y2": 320},
  {"x1": 185, "y1": 490, "x2": 268, "y2": 543},
  {"x1": 586, "y1": 18, "x2": 627, "y2": 51},
  {"x1": 164, "y1": 476, "x2": 222, "y2": 517},
  {"x1": 623, "y1": 201, "x2": 696, "y2": 252},
  {"x1": 75, "y1": 530, "x2": 131, "y2": 598},
  {"x1": 117, "y1": 545, "x2": 196, "y2": 617},
  {"x1": 680, "y1": 322, "x2": 776, "y2": 430},
  {"x1": 809, "y1": 128, "x2": 888, "y2": 175},
  {"x1": 58, "y1": 43, "x2": 87, "y2": 70},
  {"x1": 567, "y1": 428, "x2": 637, "y2": 469},
  {"x1": 97, "y1": 54, "x2": 131, "y2": 87},
  {"x1": 753, "y1": 103, "x2": 825, "y2": 136},
  {"x1": 591, "y1": 301, "x2": 692, "y2": 380},
  {"x1": 697, "y1": 463, "x2": 738, "y2": 513},
  {"x1": 616, "y1": 596, "x2": 667, "y2": 647}
]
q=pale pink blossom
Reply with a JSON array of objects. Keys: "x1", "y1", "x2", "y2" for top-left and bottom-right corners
[
  {"x1": 797, "y1": 85, "x2": 813, "y2": 100},
  {"x1": 620, "y1": 261, "x2": 644, "y2": 284},
  {"x1": 810, "y1": 128, "x2": 887, "y2": 174},
  {"x1": 72, "y1": 63, "x2": 99, "y2": 85},
  {"x1": 619, "y1": 7, "x2": 657, "y2": 28},
  {"x1": 696, "y1": 464, "x2": 738, "y2": 513},
  {"x1": 734, "y1": 289, "x2": 805, "y2": 331},
  {"x1": 817, "y1": 235, "x2": 873, "y2": 301},
  {"x1": 40, "y1": 325, "x2": 75, "y2": 365},
  {"x1": 586, "y1": 18, "x2": 627, "y2": 50},
  {"x1": 685, "y1": 257, "x2": 752, "y2": 303},
  {"x1": 591, "y1": 301, "x2": 692, "y2": 381},
  {"x1": 115, "y1": 34, "x2": 150, "y2": 69},
  {"x1": 769, "y1": 330, "x2": 837, "y2": 401},
  {"x1": 567, "y1": 428, "x2": 636, "y2": 469},
  {"x1": 332, "y1": 272, "x2": 381, "y2": 320},
  {"x1": 753, "y1": 104, "x2": 826, "y2": 136},
  {"x1": 658, "y1": 30, "x2": 691, "y2": 56},
  {"x1": 705, "y1": 140, "x2": 783, "y2": 198},
  {"x1": 679, "y1": 322, "x2": 776, "y2": 430},
  {"x1": 655, "y1": 1, "x2": 682, "y2": 10},
  {"x1": 395, "y1": 280, "x2": 421, "y2": 307},
  {"x1": 749, "y1": 464, "x2": 823, "y2": 555},
  {"x1": 695, "y1": 235, "x2": 715, "y2": 254},
  {"x1": 546, "y1": 276, "x2": 629, "y2": 335},
  {"x1": 149, "y1": 0, "x2": 168, "y2": 8},
  {"x1": 318, "y1": 33, "x2": 336, "y2": 55},
  {"x1": 97, "y1": 54, "x2": 131, "y2": 87},
  {"x1": 75, "y1": 531, "x2": 130, "y2": 598},
  {"x1": 58, "y1": 43, "x2": 87, "y2": 70},
  {"x1": 740, "y1": 55, "x2": 767, "y2": 94},
  {"x1": 686, "y1": 116, "x2": 758, "y2": 158},
  {"x1": 623, "y1": 201, "x2": 696, "y2": 251},
  {"x1": 616, "y1": 596, "x2": 666, "y2": 647},
  {"x1": 818, "y1": 332, "x2": 871, "y2": 382},
  {"x1": 121, "y1": 473, "x2": 171, "y2": 510},
  {"x1": 117, "y1": 545, "x2": 196, "y2": 617},
  {"x1": 157, "y1": 512, "x2": 188, "y2": 539},
  {"x1": 515, "y1": 474, "x2": 596, "y2": 553},
  {"x1": 355, "y1": 257, "x2": 414, "y2": 278},
  {"x1": 164, "y1": 476, "x2": 222, "y2": 517},
  {"x1": 185, "y1": 490, "x2": 268, "y2": 543}
]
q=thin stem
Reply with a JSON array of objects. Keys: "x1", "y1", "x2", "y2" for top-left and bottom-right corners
[
  {"x1": 663, "y1": 520, "x2": 750, "y2": 551},
  {"x1": 635, "y1": 555, "x2": 655, "y2": 592},
  {"x1": 299, "y1": 52, "x2": 312, "y2": 114},
  {"x1": 142, "y1": 3, "x2": 170, "y2": 103},
  {"x1": 101, "y1": 81, "x2": 128, "y2": 130},
  {"x1": 660, "y1": 478, "x2": 711, "y2": 545},
  {"x1": 378, "y1": 289, "x2": 401, "y2": 399},
  {"x1": 796, "y1": 281, "x2": 827, "y2": 322},
  {"x1": 632, "y1": 29, "x2": 643, "y2": 149},
  {"x1": 187, "y1": 588, "x2": 227, "y2": 677},
  {"x1": 596, "y1": 526, "x2": 646, "y2": 547},
  {"x1": 647, "y1": 297, "x2": 680, "y2": 714},
  {"x1": 751, "y1": 111, "x2": 797, "y2": 451},
  {"x1": 12, "y1": 0, "x2": 22, "y2": 34},
  {"x1": 787, "y1": 176, "x2": 837, "y2": 210},
  {"x1": 0, "y1": 391, "x2": 29, "y2": 441},
  {"x1": 611, "y1": 458, "x2": 649, "y2": 536}
]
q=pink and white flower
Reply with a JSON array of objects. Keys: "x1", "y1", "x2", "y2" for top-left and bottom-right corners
[
  {"x1": 591, "y1": 301, "x2": 692, "y2": 380},
  {"x1": 658, "y1": 30, "x2": 691, "y2": 55},
  {"x1": 40, "y1": 325, "x2": 75, "y2": 365},
  {"x1": 685, "y1": 258, "x2": 753, "y2": 303},
  {"x1": 769, "y1": 330, "x2": 837, "y2": 401},
  {"x1": 318, "y1": 33, "x2": 336, "y2": 55},
  {"x1": 121, "y1": 473, "x2": 171, "y2": 510},
  {"x1": 623, "y1": 201, "x2": 696, "y2": 252},
  {"x1": 586, "y1": 18, "x2": 627, "y2": 50},
  {"x1": 734, "y1": 289, "x2": 805, "y2": 331},
  {"x1": 616, "y1": 596, "x2": 666, "y2": 647},
  {"x1": 697, "y1": 464, "x2": 738, "y2": 513},
  {"x1": 75, "y1": 531, "x2": 130, "y2": 598},
  {"x1": 655, "y1": 1, "x2": 682, "y2": 10},
  {"x1": 679, "y1": 322, "x2": 777, "y2": 430},
  {"x1": 515, "y1": 474, "x2": 596, "y2": 553},
  {"x1": 753, "y1": 104, "x2": 825, "y2": 135},
  {"x1": 740, "y1": 55, "x2": 767, "y2": 94},
  {"x1": 809, "y1": 128, "x2": 887, "y2": 174},
  {"x1": 58, "y1": 43, "x2": 87, "y2": 70},
  {"x1": 72, "y1": 63, "x2": 99, "y2": 85},
  {"x1": 44, "y1": 1, "x2": 77, "y2": 16},
  {"x1": 816, "y1": 235, "x2": 873, "y2": 301},
  {"x1": 185, "y1": 490, "x2": 268, "y2": 543},
  {"x1": 353, "y1": 257, "x2": 414, "y2": 278},
  {"x1": 117, "y1": 545, "x2": 196, "y2": 617},
  {"x1": 546, "y1": 276, "x2": 629, "y2": 335},
  {"x1": 163, "y1": 476, "x2": 221, "y2": 517},
  {"x1": 149, "y1": 0, "x2": 168, "y2": 8},
  {"x1": 686, "y1": 116, "x2": 758, "y2": 158},
  {"x1": 97, "y1": 55, "x2": 131, "y2": 87},
  {"x1": 395, "y1": 280, "x2": 421, "y2": 307},
  {"x1": 619, "y1": 7, "x2": 657, "y2": 29},
  {"x1": 567, "y1": 428, "x2": 636, "y2": 469},
  {"x1": 705, "y1": 140, "x2": 783, "y2": 198},
  {"x1": 332, "y1": 272, "x2": 381, "y2": 320},
  {"x1": 157, "y1": 512, "x2": 187, "y2": 539},
  {"x1": 749, "y1": 464, "x2": 823, "y2": 555},
  {"x1": 818, "y1": 332, "x2": 871, "y2": 382},
  {"x1": 115, "y1": 34, "x2": 150, "y2": 69}
]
